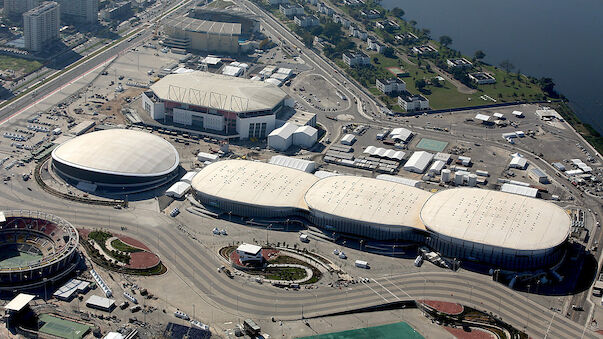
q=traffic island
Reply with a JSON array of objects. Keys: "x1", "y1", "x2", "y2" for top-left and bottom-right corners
[
  {"x1": 220, "y1": 244, "x2": 323, "y2": 285},
  {"x1": 79, "y1": 229, "x2": 165, "y2": 275}
]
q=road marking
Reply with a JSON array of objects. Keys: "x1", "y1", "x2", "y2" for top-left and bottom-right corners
[
  {"x1": 371, "y1": 278, "x2": 401, "y2": 301},
  {"x1": 361, "y1": 280, "x2": 388, "y2": 302},
  {"x1": 383, "y1": 277, "x2": 413, "y2": 300}
]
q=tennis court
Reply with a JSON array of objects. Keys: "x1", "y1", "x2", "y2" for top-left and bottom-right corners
[
  {"x1": 297, "y1": 322, "x2": 424, "y2": 339},
  {"x1": 416, "y1": 138, "x2": 448, "y2": 152},
  {"x1": 39, "y1": 314, "x2": 91, "y2": 339}
]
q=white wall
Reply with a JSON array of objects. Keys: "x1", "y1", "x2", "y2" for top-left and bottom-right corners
[
  {"x1": 173, "y1": 108, "x2": 193, "y2": 125},
  {"x1": 142, "y1": 92, "x2": 165, "y2": 120},
  {"x1": 236, "y1": 115, "x2": 275, "y2": 139}
]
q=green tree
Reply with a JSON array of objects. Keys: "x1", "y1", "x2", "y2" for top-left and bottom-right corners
[
  {"x1": 382, "y1": 47, "x2": 396, "y2": 59},
  {"x1": 415, "y1": 78, "x2": 427, "y2": 91},
  {"x1": 301, "y1": 31, "x2": 314, "y2": 48},
  {"x1": 391, "y1": 7, "x2": 405, "y2": 18},
  {"x1": 499, "y1": 59, "x2": 515, "y2": 73},
  {"x1": 474, "y1": 50, "x2": 486, "y2": 62},
  {"x1": 439, "y1": 35, "x2": 453, "y2": 48},
  {"x1": 539, "y1": 77, "x2": 557, "y2": 97}
]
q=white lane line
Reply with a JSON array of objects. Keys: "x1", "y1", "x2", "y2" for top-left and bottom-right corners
[
  {"x1": 383, "y1": 277, "x2": 413, "y2": 300},
  {"x1": 361, "y1": 280, "x2": 388, "y2": 302},
  {"x1": 371, "y1": 278, "x2": 401, "y2": 301}
]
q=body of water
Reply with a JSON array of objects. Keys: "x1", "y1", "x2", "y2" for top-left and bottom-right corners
[{"x1": 381, "y1": 0, "x2": 603, "y2": 134}]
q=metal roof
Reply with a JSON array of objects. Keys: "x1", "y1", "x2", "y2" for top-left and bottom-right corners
[
  {"x1": 237, "y1": 243, "x2": 262, "y2": 255},
  {"x1": 52, "y1": 129, "x2": 179, "y2": 177},
  {"x1": 421, "y1": 187, "x2": 569, "y2": 250},
  {"x1": 269, "y1": 155, "x2": 316, "y2": 173},
  {"x1": 304, "y1": 176, "x2": 431, "y2": 229},
  {"x1": 501, "y1": 183, "x2": 538, "y2": 198},
  {"x1": 86, "y1": 295, "x2": 115, "y2": 309},
  {"x1": 404, "y1": 151, "x2": 433, "y2": 172},
  {"x1": 5, "y1": 293, "x2": 35, "y2": 311},
  {"x1": 191, "y1": 160, "x2": 319, "y2": 210},
  {"x1": 164, "y1": 16, "x2": 241, "y2": 35},
  {"x1": 363, "y1": 146, "x2": 405, "y2": 160},
  {"x1": 150, "y1": 71, "x2": 288, "y2": 113}
]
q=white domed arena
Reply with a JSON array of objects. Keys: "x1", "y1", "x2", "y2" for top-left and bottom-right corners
[{"x1": 51, "y1": 129, "x2": 180, "y2": 194}]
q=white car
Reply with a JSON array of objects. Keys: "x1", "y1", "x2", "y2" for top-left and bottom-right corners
[
  {"x1": 220, "y1": 229, "x2": 228, "y2": 235},
  {"x1": 212, "y1": 227, "x2": 220, "y2": 235}
]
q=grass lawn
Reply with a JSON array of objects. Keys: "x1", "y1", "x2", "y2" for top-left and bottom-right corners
[
  {"x1": 265, "y1": 267, "x2": 307, "y2": 281},
  {"x1": 110, "y1": 238, "x2": 142, "y2": 253},
  {"x1": 0, "y1": 55, "x2": 42, "y2": 74}
]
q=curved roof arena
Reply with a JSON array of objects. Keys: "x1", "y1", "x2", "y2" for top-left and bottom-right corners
[
  {"x1": 150, "y1": 71, "x2": 289, "y2": 113},
  {"x1": 191, "y1": 160, "x2": 319, "y2": 209},
  {"x1": 304, "y1": 176, "x2": 430, "y2": 230},
  {"x1": 420, "y1": 188, "x2": 571, "y2": 250},
  {"x1": 52, "y1": 129, "x2": 179, "y2": 177}
]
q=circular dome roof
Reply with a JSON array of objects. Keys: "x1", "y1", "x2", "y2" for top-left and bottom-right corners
[
  {"x1": 420, "y1": 188, "x2": 571, "y2": 251},
  {"x1": 52, "y1": 129, "x2": 179, "y2": 177}
]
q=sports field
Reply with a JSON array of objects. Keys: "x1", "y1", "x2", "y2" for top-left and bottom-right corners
[
  {"x1": 0, "y1": 245, "x2": 42, "y2": 268},
  {"x1": 38, "y1": 314, "x2": 91, "y2": 339},
  {"x1": 297, "y1": 322, "x2": 424, "y2": 339},
  {"x1": 416, "y1": 138, "x2": 449, "y2": 152}
]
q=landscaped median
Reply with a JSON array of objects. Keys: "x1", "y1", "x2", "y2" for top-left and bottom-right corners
[
  {"x1": 79, "y1": 229, "x2": 165, "y2": 275},
  {"x1": 220, "y1": 245, "x2": 323, "y2": 285}
]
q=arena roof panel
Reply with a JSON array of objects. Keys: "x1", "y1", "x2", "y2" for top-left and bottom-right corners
[
  {"x1": 304, "y1": 176, "x2": 431, "y2": 229},
  {"x1": 191, "y1": 160, "x2": 318, "y2": 210},
  {"x1": 150, "y1": 71, "x2": 289, "y2": 113},
  {"x1": 164, "y1": 17, "x2": 242, "y2": 35},
  {"x1": 420, "y1": 188, "x2": 571, "y2": 250},
  {"x1": 52, "y1": 129, "x2": 179, "y2": 177}
]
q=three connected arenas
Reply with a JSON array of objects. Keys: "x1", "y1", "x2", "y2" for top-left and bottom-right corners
[
  {"x1": 192, "y1": 160, "x2": 571, "y2": 270},
  {"x1": 0, "y1": 210, "x2": 79, "y2": 289},
  {"x1": 51, "y1": 129, "x2": 180, "y2": 194}
]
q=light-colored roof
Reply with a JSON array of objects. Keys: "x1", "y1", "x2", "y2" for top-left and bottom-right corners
[
  {"x1": 181, "y1": 171, "x2": 199, "y2": 184},
  {"x1": 510, "y1": 156, "x2": 528, "y2": 168},
  {"x1": 304, "y1": 176, "x2": 431, "y2": 229},
  {"x1": 404, "y1": 151, "x2": 433, "y2": 172},
  {"x1": 269, "y1": 155, "x2": 316, "y2": 173},
  {"x1": 237, "y1": 243, "x2": 262, "y2": 255},
  {"x1": 52, "y1": 129, "x2": 179, "y2": 177},
  {"x1": 150, "y1": 71, "x2": 288, "y2": 113},
  {"x1": 475, "y1": 113, "x2": 490, "y2": 121},
  {"x1": 420, "y1": 188, "x2": 570, "y2": 250},
  {"x1": 86, "y1": 295, "x2": 115, "y2": 309},
  {"x1": 294, "y1": 125, "x2": 318, "y2": 137},
  {"x1": 164, "y1": 16, "x2": 241, "y2": 35},
  {"x1": 501, "y1": 183, "x2": 538, "y2": 197},
  {"x1": 363, "y1": 146, "x2": 405, "y2": 160},
  {"x1": 269, "y1": 122, "x2": 297, "y2": 139},
  {"x1": 191, "y1": 160, "x2": 318, "y2": 210},
  {"x1": 375, "y1": 174, "x2": 420, "y2": 187},
  {"x1": 5, "y1": 293, "x2": 35, "y2": 311},
  {"x1": 390, "y1": 127, "x2": 412, "y2": 141},
  {"x1": 166, "y1": 181, "x2": 191, "y2": 197},
  {"x1": 103, "y1": 333, "x2": 124, "y2": 339}
]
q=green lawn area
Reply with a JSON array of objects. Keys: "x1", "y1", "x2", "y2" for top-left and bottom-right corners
[
  {"x1": 0, "y1": 55, "x2": 42, "y2": 74},
  {"x1": 265, "y1": 267, "x2": 307, "y2": 281},
  {"x1": 110, "y1": 238, "x2": 142, "y2": 253}
]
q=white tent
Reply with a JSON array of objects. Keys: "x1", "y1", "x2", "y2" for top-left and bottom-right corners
[
  {"x1": 180, "y1": 171, "x2": 198, "y2": 184},
  {"x1": 340, "y1": 134, "x2": 356, "y2": 145},
  {"x1": 403, "y1": 151, "x2": 433, "y2": 173},
  {"x1": 293, "y1": 125, "x2": 318, "y2": 149},
  {"x1": 166, "y1": 181, "x2": 191, "y2": 199},
  {"x1": 269, "y1": 155, "x2": 316, "y2": 173},
  {"x1": 268, "y1": 123, "x2": 297, "y2": 151}
]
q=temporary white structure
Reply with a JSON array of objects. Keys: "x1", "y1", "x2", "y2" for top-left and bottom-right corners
[{"x1": 403, "y1": 151, "x2": 433, "y2": 173}]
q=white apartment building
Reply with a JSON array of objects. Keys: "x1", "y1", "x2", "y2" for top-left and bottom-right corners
[{"x1": 24, "y1": 1, "x2": 60, "y2": 52}]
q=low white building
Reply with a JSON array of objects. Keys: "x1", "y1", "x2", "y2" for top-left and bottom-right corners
[
  {"x1": 398, "y1": 92, "x2": 429, "y2": 112},
  {"x1": 279, "y1": 4, "x2": 304, "y2": 17},
  {"x1": 294, "y1": 15, "x2": 319, "y2": 27},
  {"x1": 180, "y1": 171, "x2": 198, "y2": 184},
  {"x1": 446, "y1": 58, "x2": 472, "y2": 69},
  {"x1": 403, "y1": 151, "x2": 433, "y2": 173},
  {"x1": 390, "y1": 127, "x2": 413, "y2": 142},
  {"x1": 469, "y1": 72, "x2": 496, "y2": 84},
  {"x1": 428, "y1": 160, "x2": 445, "y2": 174},
  {"x1": 342, "y1": 51, "x2": 370, "y2": 67},
  {"x1": 268, "y1": 122, "x2": 298, "y2": 151},
  {"x1": 376, "y1": 78, "x2": 406, "y2": 95},
  {"x1": 509, "y1": 156, "x2": 528, "y2": 169},
  {"x1": 197, "y1": 152, "x2": 219, "y2": 162},
  {"x1": 340, "y1": 133, "x2": 356, "y2": 145},
  {"x1": 236, "y1": 243, "x2": 263, "y2": 263},
  {"x1": 165, "y1": 181, "x2": 191, "y2": 199},
  {"x1": 529, "y1": 168, "x2": 549, "y2": 184},
  {"x1": 293, "y1": 125, "x2": 318, "y2": 149},
  {"x1": 269, "y1": 155, "x2": 316, "y2": 172}
]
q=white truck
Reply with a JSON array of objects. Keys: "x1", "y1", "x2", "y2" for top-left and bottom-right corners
[{"x1": 355, "y1": 260, "x2": 369, "y2": 269}]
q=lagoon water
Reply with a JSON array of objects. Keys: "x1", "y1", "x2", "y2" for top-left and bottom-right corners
[{"x1": 381, "y1": 0, "x2": 603, "y2": 133}]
